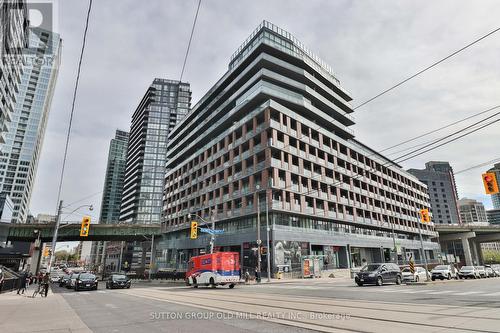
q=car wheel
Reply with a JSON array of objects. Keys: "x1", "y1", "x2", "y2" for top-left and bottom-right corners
[
  {"x1": 396, "y1": 276, "x2": 402, "y2": 285},
  {"x1": 210, "y1": 278, "x2": 216, "y2": 289},
  {"x1": 127, "y1": 285, "x2": 130, "y2": 289},
  {"x1": 415, "y1": 276, "x2": 419, "y2": 282},
  {"x1": 447, "y1": 274, "x2": 451, "y2": 280},
  {"x1": 356, "y1": 282, "x2": 363, "y2": 287},
  {"x1": 229, "y1": 284, "x2": 235, "y2": 289},
  {"x1": 376, "y1": 276, "x2": 383, "y2": 286},
  {"x1": 74, "y1": 285, "x2": 78, "y2": 292},
  {"x1": 431, "y1": 277, "x2": 435, "y2": 281}
]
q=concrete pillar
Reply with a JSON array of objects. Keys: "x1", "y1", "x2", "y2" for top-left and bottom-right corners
[
  {"x1": 461, "y1": 237, "x2": 473, "y2": 266},
  {"x1": 474, "y1": 241, "x2": 484, "y2": 265}
]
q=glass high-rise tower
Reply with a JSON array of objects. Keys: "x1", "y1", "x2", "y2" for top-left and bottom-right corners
[
  {"x1": 0, "y1": 27, "x2": 61, "y2": 223},
  {"x1": 120, "y1": 79, "x2": 191, "y2": 224}
]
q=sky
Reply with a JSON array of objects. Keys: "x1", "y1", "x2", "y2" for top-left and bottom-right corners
[{"x1": 30, "y1": 0, "x2": 500, "y2": 227}]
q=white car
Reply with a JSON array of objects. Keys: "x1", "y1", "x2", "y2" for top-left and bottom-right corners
[
  {"x1": 475, "y1": 266, "x2": 487, "y2": 278},
  {"x1": 431, "y1": 265, "x2": 458, "y2": 281},
  {"x1": 458, "y1": 266, "x2": 479, "y2": 279},
  {"x1": 402, "y1": 267, "x2": 428, "y2": 282}
]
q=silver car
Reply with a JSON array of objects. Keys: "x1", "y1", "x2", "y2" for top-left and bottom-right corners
[
  {"x1": 402, "y1": 267, "x2": 428, "y2": 282},
  {"x1": 475, "y1": 266, "x2": 487, "y2": 278}
]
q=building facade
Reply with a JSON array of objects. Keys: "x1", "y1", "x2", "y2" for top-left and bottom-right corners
[
  {"x1": 0, "y1": 0, "x2": 28, "y2": 151},
  {"x1": 487, "y1": 209, "x2": 500, "y2": 225},
  {"x1": 119, "y1": 79, "x2": 191, "y2": 273},
  {"x1": 159, "y1": 21, "x2": 439, "y2": 274},
  {"x1": 408, "y1": 162, "x2": 461, "y2": 225},
  {"x1": 458, "y1": 198, "x2": 488, "y2": 224},
  {"x1": 119, "y1": 79, "x2": 191, "y2": 224},
  {"x1": 0, "y1": 27, "x2": 61, "y2": 223},
  {"x1": 91, "y1": 130, "x2": 129, "y2": 270}
]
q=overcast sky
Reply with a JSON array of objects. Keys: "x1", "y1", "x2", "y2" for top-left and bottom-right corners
[{"x1": 30, "y1": 0, "x2": 500, "y2": 225}]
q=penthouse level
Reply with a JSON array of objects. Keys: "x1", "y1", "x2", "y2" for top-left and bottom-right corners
[{"x1": 158, "y1": 21, "x2": 439, "y2": 274}]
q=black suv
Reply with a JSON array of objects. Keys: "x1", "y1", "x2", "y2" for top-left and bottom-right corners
[
  {"x1": 355, "y1": 263, "x2": 402, "y2": 286},
  {"x1": 74, "y1": 273, "x2": 98, "y2": 291},
  {"x1": 106, "y1": 273, "x2": 131, "y2": 289}
]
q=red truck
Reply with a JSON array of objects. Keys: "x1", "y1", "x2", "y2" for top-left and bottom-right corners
[{"x1": 185, "y1": 252, "x2": 241, "y2": 288}]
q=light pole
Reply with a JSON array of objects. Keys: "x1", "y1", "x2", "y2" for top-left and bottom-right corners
[
  {"x1": 48, "y1": 202, "x2": 93, "y2": 273},
  {"x1": 265, "y1": 188, "x2": 271, "y2": 282},
  {"x1": 416, "y1": 220, "x2": 430, "y2": 281},
  {"x1": 256, "y1": 185, "x2": 262, "y2": 279}
]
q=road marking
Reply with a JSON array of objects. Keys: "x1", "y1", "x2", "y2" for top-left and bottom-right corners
[
  {"x1": 452, "y1": 291, "x2": 482, "y2": 296},
  {"x1": 428, "y1": 290, "x2": 456, "y2": 294},
  {"x1": 79, "y1": 292, "x2": 90, "y2": 295},
  {"x1": 97, "y1": 290, "x2": 106, "y2": 293},
  {"x1": 483, "y1": 291, "x2": 500, "y2": 297},
  {"x1": 105, "y1": 303, "x2": 118, "y2": 309}
]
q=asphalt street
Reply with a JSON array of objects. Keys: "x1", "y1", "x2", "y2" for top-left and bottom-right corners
[{"x1": 52, "y1": 277, "x2": 500, "y2": 333}]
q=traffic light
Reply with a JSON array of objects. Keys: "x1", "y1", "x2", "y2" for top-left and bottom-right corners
[
  {"x1": 80, "y1": 216, "x2": 91, "y2": 237},
  {"x1": 419, "y1": 209, "x2": 431, "y2": 223},
  {"x1": 482, "y1": 172, "x2": 499, "y2": 194},
  {"x1": 43, "y1": 247, "x2": 50, "y2": 257},
  {"x1": 190, "y1": 221, "x2": 198, "y2": 239}
]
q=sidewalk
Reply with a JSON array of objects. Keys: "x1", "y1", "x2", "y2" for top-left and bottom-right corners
[{"x1": 0, "y1": 287, "x2": 91, "y2": 333}]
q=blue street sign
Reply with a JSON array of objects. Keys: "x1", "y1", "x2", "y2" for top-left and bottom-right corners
[{"x1": 199, "y1": 228, "x2": 224, "y2": 235}]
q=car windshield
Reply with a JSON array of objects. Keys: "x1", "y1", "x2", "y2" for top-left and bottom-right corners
[
  {"x1": 79, "y1": 274, "x2": 95, "y2": 279},
  {"x1": 433, "y1": 265, "x2": 448, "y2": 270},
  {"x1": 402, "y1": 268, "x2": 411, "y2": 272},
  {"x1": 112, "y1": 274, "x2": 127, "y2": 280},
  {"x1": 461, "y1": 266, "x2": 473, "y2": 270},
  {"x1": 360, "y1": 264, "x2": 381, "y2": 272}
]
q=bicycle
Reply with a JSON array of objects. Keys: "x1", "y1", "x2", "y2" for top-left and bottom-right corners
[{"x1": 31, "y1": 283, "x2": 46, "y2": 298}]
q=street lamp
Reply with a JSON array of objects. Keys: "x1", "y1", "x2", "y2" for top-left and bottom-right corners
[{"x1": 48, "y1": 202, "x2": 93, "y2": 273}]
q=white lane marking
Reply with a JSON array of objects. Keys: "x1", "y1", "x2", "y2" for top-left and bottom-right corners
[
  {"x1": 429, "y1": 290, "x2": 456, "y2": 294},
  {"x1": 79, "y1": 292, "x2": 90, "y2": 295},
  {"x1": 453, "y1": 291, "x2": 482, "y2": 296},
  {"x1": 97, "y1": 290, "x2": 106, "y2": 293},
  {"x1": 105, "y1": 303, "x2": 118, "y2": 309},
  {"x1": 483, "y1": 291, "x2": 500, "y2": 297},
  {"x1": 379, "y1": 289, "x2": 402, "y2": 292}
]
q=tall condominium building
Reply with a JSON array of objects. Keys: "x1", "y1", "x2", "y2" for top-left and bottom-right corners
[
  {"x1": 91, "y1": 130, "x2": 129, "y2": 270},
  {"x1": 486, "y1": 163, "x2": 500, "y2": 209},
  {"x1": 159, "y1": 21, "x2": 439, "y2": 273},
  {"x1": 119, "y1": 79, "x2": 191, "y2": 273},
  {"x1": 0, "y1": 27, "x2": 61, "y2": 223},
  {"x1": 100, "y1": 130, "x2": 129, "y2": 223},
  {"x1": 458, "y1": 198, "x2": 488, "y2": 224},
  {"x1": 487, "y1": 209, "x2": 500, "y2": 225},
  {"x1": 408, "y1": 162, "x2": 461, "y2": 225},
  {"x1": 0, "y1": 0, "x2": 28, "y2": 151},
  {"x1": 120, "y1": 78, "x2": 191, "y2": 224}
]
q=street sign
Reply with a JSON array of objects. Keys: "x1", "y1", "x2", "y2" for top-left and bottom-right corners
[{"x1": 199, "y1": 228, "x2": 224, "y2": 235}]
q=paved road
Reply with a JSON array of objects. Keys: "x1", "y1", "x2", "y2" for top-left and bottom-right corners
[{"x1": 52, "y1": 277, "x2": 500, "y2": 333}]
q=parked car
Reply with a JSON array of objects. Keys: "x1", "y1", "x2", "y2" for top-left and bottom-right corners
[
  {"x1": 59, "y1": 274, "x2": 71, "y2": 287},
  {"x1": 401, "y1": 266, "x2": 428, "y2": 282},
  {"x1": 485, "y1": 265, "x2": 499, "y2": 277},
  {"x1": 355, "y1": 263, "x2": 402, "y2": 286},
  {"x1": 458, "y1": 266, "x2": 479, "y2": 279},
  {"x1": 431, "y1": 265, "x2": 458, "y2": 281},
  {"x1": 66, "y1": 273, "x2": 80, "y2": 289},
  {"x1": 74, "y1": 273, "x2": 98, "y2": 291},
  {"x1": 106, "y1": 273, "x2": 131, "y2": 289},
  {"x1": 475, "y1": 266, "x2": 487, "y2": 278},
  {"x1": 485, "y1": 266, "x2": 496, "y2": 278}
]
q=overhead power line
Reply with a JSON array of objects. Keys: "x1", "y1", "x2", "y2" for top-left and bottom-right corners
[
  {"x1": 55, "y1": 0, "x2": 93, "y2": 211},
  {"x1": 455, "y1": 158, "x2": 500, "y2": 175},
  {"x1": 179, "y1": 0, "x2": 202, "y2": 82},
  {"x1": 353, "y1": 26, "x2": 500, "y2": 110}
]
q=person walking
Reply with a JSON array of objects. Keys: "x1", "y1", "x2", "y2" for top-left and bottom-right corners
[
  {"x1": 42, "y1": 273, "x2": 50, "y2": 297},
  {"x1": 244, "y1": 269, "x2": 250, "y2": 284},
  {"x1": 16, "y1": 271, "x2": 28, "y2": 295}
]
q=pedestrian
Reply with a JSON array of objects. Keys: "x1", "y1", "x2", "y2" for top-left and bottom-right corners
[
  {"x1": 255, "y1": 267, "x2": 261, "y2": 283},
  {"x1": 17, "y1": 271, "x2": 28, "y2": 295},
  {"x1": 244, "y1": 270, "x2": 250, "y2": 284},
  {"x1": 42, "y1": 273, "x2": 50, "y2": 297}
]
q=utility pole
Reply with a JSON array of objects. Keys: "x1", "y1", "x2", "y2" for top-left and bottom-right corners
[
  {"x1": 210, "y1": 210, "x2": 216, "y2": 254},
  {"x1": 417, "y1": 221, "x2": 430, "y2": 281},
  {"x1": 48, "y1": 200, "x2": 63, "y2": 273},
  {"x1": 149, "y1": 234, "x2": 155, "y2": 281},
  {"x1": 265, "y1": 189, "x2": 271, "y2": 282},
  {"x1": 390, "y1": 218, "x2": 397, "y2": 263},
  {"x1": 256, "y1": 187, "x2": 262, "y2": 275},
  {"x1": 118, "y1": 241, "x2": 124, "y2": 272}
]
